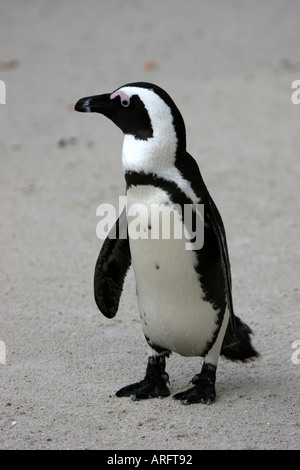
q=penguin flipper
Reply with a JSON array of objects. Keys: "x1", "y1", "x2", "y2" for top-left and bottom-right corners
[
  {"x1": 181, "y1": 152, "x2": 236, "y2": 331},
  {"x1": 94, "y1": 208, "x2": 131, "y2": 318},
  {"x1": 206, "y1": 198, "x2": 236, "y2": 333},
  {"x1": 206, "y1": 200, "x2": 259, "y2": 361}
]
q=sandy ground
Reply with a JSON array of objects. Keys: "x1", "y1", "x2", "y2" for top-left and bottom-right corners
[{"x1": 0, "y1": 0, "x2": 299, "y2": 450}]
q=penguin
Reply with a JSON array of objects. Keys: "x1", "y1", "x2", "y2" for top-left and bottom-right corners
[{"x1": 75, "y1": 82, "x2": 259, "y2": 404}]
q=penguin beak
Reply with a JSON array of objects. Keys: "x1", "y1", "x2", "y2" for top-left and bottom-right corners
[{"x1": 74, "y1": 94, "x2": 111, "y2": 113}]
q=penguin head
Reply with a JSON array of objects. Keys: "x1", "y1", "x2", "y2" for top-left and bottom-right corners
[{"x1": 75, "y1": 83, "x2": 186, "y2": 171}]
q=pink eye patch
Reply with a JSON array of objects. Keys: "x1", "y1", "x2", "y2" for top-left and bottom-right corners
[{"x1": 110, "y1": 90, "x2": 130, "y2": 106}]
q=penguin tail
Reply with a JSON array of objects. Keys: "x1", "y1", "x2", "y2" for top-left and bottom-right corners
[{"x1": 221, "y1": 316, "x2": 259, "y2": 362}]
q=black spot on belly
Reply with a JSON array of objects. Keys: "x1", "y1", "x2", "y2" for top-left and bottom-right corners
[{"x1": 155, "y1": 263, "x2": 160, "y2": 270}]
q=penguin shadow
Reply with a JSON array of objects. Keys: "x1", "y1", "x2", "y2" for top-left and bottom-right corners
[{"x1": 212, "y1": 361, "x2": 266, "y2": 405}]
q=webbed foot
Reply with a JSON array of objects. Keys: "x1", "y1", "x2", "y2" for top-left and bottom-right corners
[
  {"x1": 116, "y1": 354, "x2": 170, "y2": 400},
  {"x1": 116, "y1": 376, "x2": 170, "y2": 400},
  {"x1": 173, "y1": 363, "x2": 216, "y2": 405}
]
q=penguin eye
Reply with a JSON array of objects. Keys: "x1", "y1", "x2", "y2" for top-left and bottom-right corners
[
  {"x1": 110, "y1": 90, "x2": 131, "y2": 108},
  {"x1": 121, "y1": 99, "x2": 130, "y2": 108}
]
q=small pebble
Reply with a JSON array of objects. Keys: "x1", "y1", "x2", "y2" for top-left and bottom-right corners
[
  {"x1": 57, "y1": 138, "x2": 67, "y2": 147},
  {"x1": 57, "y1": 137, "x2": 78, "y2": 147},
  {"x1": 142, "y1": 59, "x2": 156, "y2": 69},
  {"x1": 0, "y1": 59, "x2": 19, "y2": 71}
]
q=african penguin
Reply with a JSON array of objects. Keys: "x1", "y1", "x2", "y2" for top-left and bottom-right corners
[{"x1": 75, "y1": 82, "x2": 259, "y2": 404}]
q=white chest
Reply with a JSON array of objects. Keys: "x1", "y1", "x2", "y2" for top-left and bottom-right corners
[{"x1": 126, "y1": 185, "x2": 220, "y2": 357}]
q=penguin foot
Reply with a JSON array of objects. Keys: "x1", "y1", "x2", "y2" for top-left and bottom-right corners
[
  {"x1": 173, "y1": 383, "x2": 216, "y2": 405},
  {"x1": 116, "y1": 354, "x2": 170, "y2": 400},
  {"x1": 116, "y1": 377, "x2": 170, "y2": 400},
  {"x1": 173, "y1": 363, "x2": 216, "y2": 405}
]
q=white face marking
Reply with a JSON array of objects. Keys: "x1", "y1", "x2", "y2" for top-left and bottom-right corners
[
  {"x1": 117, "y1": 86, "x2": 199, "y2": 203},
  {"x1": 118, "y1": 86, "x2": 177, "y2": 170}
]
